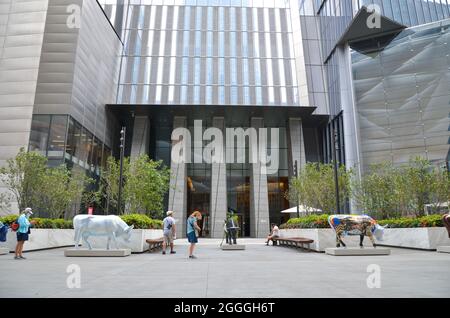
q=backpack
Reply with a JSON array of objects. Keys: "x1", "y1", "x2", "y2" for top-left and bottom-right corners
[{"x1": 10, "y1": 218, "x2": 19, "y2": 232}]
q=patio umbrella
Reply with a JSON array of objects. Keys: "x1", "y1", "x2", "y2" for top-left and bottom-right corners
[{"x1": 281, "y1": 205, "x2": 322, "y2": 215}]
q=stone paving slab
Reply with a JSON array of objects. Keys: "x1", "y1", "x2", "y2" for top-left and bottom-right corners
[{"x1": 0, "y1": 239, "x2": 449, "y2": 298}]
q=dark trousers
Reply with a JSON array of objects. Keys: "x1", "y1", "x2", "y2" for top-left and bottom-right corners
[{"x1": 226, "y1": 229, "x2": 237, "y2": 244}]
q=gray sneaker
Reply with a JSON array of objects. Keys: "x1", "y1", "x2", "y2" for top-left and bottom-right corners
[
  {"x1": 14, "y1": 256, "x2": 20, "y2": 260},
  {"x1": 19, "y1": 256, "x2": 26, "y2": 259},
  {"x1": 189, "y1": 255, "x2": 197, "y2": 259}
]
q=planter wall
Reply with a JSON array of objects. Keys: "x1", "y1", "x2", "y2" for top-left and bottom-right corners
[
  {"x1": 279, "y1": 229, "x2": 374, "y2": 252},
  {"x1": 3, "y1": 229, "x2": 75, "y2": 252},
  {"x1": 1, "y1": 229, "x2": 163, "y2": 253},
  {"x1": 280, "y1": 227, "x2": 450, "y2": 251},
  {"x1": 88, "y1": 229, "x2": 163, "y2": 253},
  {"x1": 380, "y1": 228, "x2": 450, "y2": 250}
]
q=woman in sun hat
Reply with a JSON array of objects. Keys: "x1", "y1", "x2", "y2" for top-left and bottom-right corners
[{"x1": 14, "y1": 208, "x2": 35, "y2": 260}]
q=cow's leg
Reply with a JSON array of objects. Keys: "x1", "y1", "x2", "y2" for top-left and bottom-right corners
[
  {"x1": 367, "y1": 231, "x2": 376, "y2": 248},
  {"x1": 359, "y1": 234, "x2": 364, "y2": 248},
  {"x1": 82, "y1": 232, "x2": 92, "y2": 250},
  {"x1": 335, "y1": 233, "x2": 341, "y2": 248},
  {"x1": 111, "y1": 232, "x2": 119, "y2": 249},
  {"x1": 74, "y1": 228, "x2": 81, "y2": 249},
  {"x1": 338, "y1": 233, "x2": 346, "y2": 248}
]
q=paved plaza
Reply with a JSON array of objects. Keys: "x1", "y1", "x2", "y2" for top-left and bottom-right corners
[{"x1": 1, "y1": 239, "x2": 449, "y2": 298}]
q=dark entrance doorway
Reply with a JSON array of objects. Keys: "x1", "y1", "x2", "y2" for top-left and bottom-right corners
[
  {"x1": 227, "y1": 163, "x2": 251, "y2": 237},
  {"x1": 187, "y1": 175, "x2": 211, "y2": 237}
]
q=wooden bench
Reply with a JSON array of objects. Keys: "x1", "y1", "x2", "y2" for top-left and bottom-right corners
[
  {"x1": 272, "y1": 237, "x2": 314, "y2": 252},
  {"x1": 146, "y1": 238, "x2": 164, "y2": 252}
]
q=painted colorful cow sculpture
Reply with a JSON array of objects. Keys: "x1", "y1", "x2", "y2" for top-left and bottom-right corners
[
  {"x1": 328, "y1": 215, "x2": 386, "y2": 248},
  {"x1": 443, "y1": 214, "x2": 450, "y2": 238}
]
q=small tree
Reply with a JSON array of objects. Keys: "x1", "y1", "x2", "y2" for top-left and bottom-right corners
[
  {"x1": 429, "y1": 165, "x2": 450, "y2": 213},
  {"x1": 99, "y1": 156, "x2": 130, "y2": 214},
  {"x1": 353, "y1": 157, "x2": 450, "y2": 218},
  {"x1": 352, "y1": 162, "x2": 399, "y2": 219},
  {"x1": 0, "y1": 148, "x2": 47, "y2": 211},
  {"x1": 287, "y1": 162, "x2": 352, "y2": 214},
  {"x1": 125, "y1": 155, "x2": 170, "y2": 218},
  {"x1": 99, "y1": 155, "x2": 170, "y2": 218}
]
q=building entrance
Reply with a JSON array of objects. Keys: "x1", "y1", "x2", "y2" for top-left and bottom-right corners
[{"x1": 227, "y1": 163, "x2": 251, "y2": 237}]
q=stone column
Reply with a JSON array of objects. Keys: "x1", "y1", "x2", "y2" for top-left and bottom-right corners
[
  {"x1": 168, "y1": 116, "x2": 188, "y2": 238},
  {"x1": 209, "y1": 117, "x2": 228, "y2": 238},
  {"x1": 250, "y1": 118, "x2": 270, "y2": 238},
  {"x1": 130, "y1": 116, "x2": 150, "y2": 160},
  {"x1": 338, "y1": 44, "x2": 363, "y2": 213},
  {"x1": 288, "y1": 117, "x2": 307, "y2": 173}
]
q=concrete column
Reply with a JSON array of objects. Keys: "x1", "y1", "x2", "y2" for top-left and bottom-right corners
[
  {"x1": 337, "y1": 44, "x2": 363, "y2": 213},
  {"x1": 338, "y1": 44, "x2": 362, "y2": 178},
  {"x1": 209, "y1": 117, "x2": 228, "y2": 238},
  {"x1": 168, "y1": 116, "x2": 188, "y2": 238},
  {"x1": 288, "y1": 118, "x2": 307, "y2": 172},
  {"x1": 249, "y1": 118, "x2": 270, "y2": 238},
  {"x1": 130, "y1": 116, "x2": 150, "y2": 159}
]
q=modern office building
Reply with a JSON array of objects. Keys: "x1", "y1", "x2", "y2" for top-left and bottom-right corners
[{"x1": 0, "y1": 1, "x2": 449, "y2": 238}]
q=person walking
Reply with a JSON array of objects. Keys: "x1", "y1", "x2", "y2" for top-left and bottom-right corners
[
  {"x1": 14, "y1": 208, "x2": 35, "y2": 260},
  {"x1": 187, "y1": 211, "x2": 202, "y2": 259},
  {"x1": 162, "y1": 210, "x2": 176, "y2": 255}
]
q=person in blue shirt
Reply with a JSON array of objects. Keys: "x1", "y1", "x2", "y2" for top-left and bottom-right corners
[
  {"x1": 187, "y1": 211, "x2": 202, "y2": 259},
  {"x1": 15, "y1": 208, "x2": 35, "y2": 260}
]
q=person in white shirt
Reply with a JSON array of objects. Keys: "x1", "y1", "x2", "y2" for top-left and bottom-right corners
[
  {"x1": 265, "y1": 224, "x2": 280, "y2": 246},
  {"x1": 162, "y1": 211, "x2": 176, "y2": 255}
]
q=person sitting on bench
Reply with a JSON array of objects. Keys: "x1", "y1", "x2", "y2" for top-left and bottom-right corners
[{"x1": 265, "y1": 224, "x2": 279, "y2": 245}]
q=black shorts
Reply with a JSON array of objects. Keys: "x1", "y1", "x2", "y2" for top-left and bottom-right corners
[{"x1": 17, "y1": 232, "x2": 29, "y2": 241}]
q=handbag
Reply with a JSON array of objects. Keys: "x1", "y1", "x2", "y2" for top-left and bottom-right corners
[{"x1": 11, "y1": 219, "x2": 19, "y2": 232}]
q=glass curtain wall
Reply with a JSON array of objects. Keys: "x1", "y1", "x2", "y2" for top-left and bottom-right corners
[
  {"x1": 351, "y1": 19, "x2": 450, "y2": 171},
  {"x1": 117, "y1": 0, "x2": 300, "y2": 106},
  {"x1": 266, "y1": 127, "x2": 289, "y2": 227},
  {"x1": 29, "y1": 115, "x2": 112, "y2": 174}
]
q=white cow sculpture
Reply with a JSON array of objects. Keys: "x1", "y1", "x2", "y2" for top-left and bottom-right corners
[{"x1": 73, "y1": 215, "x2": 134, "y2": 250}]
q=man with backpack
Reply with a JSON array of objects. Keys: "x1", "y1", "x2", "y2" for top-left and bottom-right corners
[{"x1": 162, "y1": 211, "x2": 176, "y2": 255}]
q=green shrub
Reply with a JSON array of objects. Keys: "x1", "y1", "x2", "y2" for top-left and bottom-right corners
[
  {"x1": 378, "y1": 214, "x2": 444, "y2": 228},
  {"x1": 31, "y1": 218, "x2": 73, "y2": 229},
  {"x1": 0, "y1": 214, "x2": 19, "y2": 225},
  {"x1": 2, "y1": 214, "x2": 162, "y2": 229},
  {"x1": 280, "y1": 214, "x2": 330, "y2": 229},
  {"x1": 280, "y1": 213, "x2": 445, "y2": 229},
  {"x1": 120, "y1": 214, "x2": 163, "y2": 229}
]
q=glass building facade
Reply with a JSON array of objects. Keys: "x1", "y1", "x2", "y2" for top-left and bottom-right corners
[
  {"x1": 352, "y1": 19, "x2": 450, "y2": 170},
  {"x1": 305, "y1": 0, "x2": 450, "y2": 60},
  {"x1": 29, "y1": 115, "x2": 112, "y2": 175},
  {"x1": 298, "y1": 0, "x2": 450, "y2": 174},
  {"x1": 116, "y1": 0, "x2": 300, "y2": 106}
]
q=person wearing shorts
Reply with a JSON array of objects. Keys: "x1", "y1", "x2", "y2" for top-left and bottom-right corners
[
  {"x1": 187, "y1": 211, "x2": 202, "y2": 259},
  {"x1": 15, "y1": 208, "x2": 35, "y2": 260},
  {"x1": 162, "y1": 211, "x2": 176, "y2": 255}
]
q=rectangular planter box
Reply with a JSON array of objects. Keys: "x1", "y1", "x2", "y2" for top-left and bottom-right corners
[
  {"x1": 3, "y1": 229, "x2": 75, "y2": 252},
  {"x1": 279, "y1": 228, "x2": 373, "y2": 252},
  {"x1": 87, "y1": 229, "x2": 163, "y2": 253},
  {"x1": 2, "y1": 229, "x2": 163, "y2": 253},
  {"x1": 380, "y1": 228, "x2": 450, "y2": 250},
  {"x1": 280, "y1": 227, "x2": 450, "y2": 251}
]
